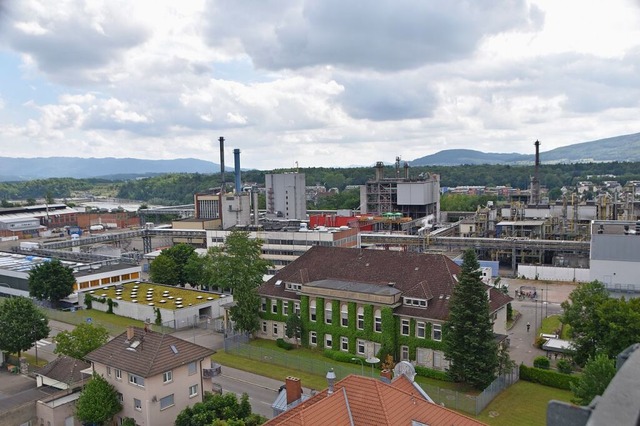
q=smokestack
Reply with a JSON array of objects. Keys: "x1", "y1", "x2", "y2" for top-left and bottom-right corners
[
  {"x1": 253, "y1": 189, "x2": 259, "y2": 226},
  {"x1": 126, "y1": 326, "x2": 134, "y2": 341},
  {"x1": 375, "y1": 161, "x2": 384, "y2": 181},
  {"x1": 531, "y1": 140, "x2": 541, "y2": 205},
  {"x1": 219, "y1": 137, "x2": 225, "y2": 193},
  {"x1": 234, "y1": 149, "x2": 241, "y2": 195},
  {"x1": 285, "y1": 376, "x2": 302, "y2": 405}
]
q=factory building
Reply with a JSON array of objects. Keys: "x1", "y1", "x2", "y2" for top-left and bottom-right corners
[{"x1": 265, "y1": 173, "x2": 307, "y2": 220}]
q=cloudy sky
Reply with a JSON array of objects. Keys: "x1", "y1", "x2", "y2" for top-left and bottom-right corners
[{"x1": 1, "y1": 0, "x2": 639, "y2": 170}]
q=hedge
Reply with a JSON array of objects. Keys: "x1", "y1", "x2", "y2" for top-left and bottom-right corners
[
  {"x1": 519, "y1": 364, "x2": 576, "y2": 390},
  {"x1": 324, "y1": 349, "x2": 364, "y2": 364},
  {"x1": 276, "y1": 338, "x2": 294, "y2": 350},
  {"x1": 414, "y1": 365, "x2": 452, "y2": 382}
]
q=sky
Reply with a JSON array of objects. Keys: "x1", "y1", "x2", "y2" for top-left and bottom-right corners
[{"x1": 0, "y1": 0, "x2": 639, "y2": 170}]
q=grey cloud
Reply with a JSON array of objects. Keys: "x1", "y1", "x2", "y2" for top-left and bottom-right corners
[
  {"x1": 205, "y1": 0, "x2": 537, "y2": 71},
  {"x1": 2, "y1": 2, "x2": 149, "y2": 80},
  {"x1": 337, "y1": 74, "x2": 437, "y2": 121}
]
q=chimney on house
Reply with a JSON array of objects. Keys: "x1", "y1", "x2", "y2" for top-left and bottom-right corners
[
  {"x1": 285, "y1": 376, "x2": 302, "y2": 405},
  {"x1": 126, "y1": 326, "x2": 135, "y2": 341},
  {"x1": 326, "y1": 368, "x2": 336, "y2": 394}
]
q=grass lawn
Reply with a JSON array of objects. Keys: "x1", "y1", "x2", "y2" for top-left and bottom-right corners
[
  {"x1": 476, "y1": 381, "x2": 573, "y2": 426},
  {"x1": 90, "y1": 282, "x2": 220, "y2": 308}
]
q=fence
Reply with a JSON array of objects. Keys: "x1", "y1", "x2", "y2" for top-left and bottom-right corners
[
  {"x1": 224, "y1": 338, "x2": 519, "y2": 415},
  {"x1": 40, "y1": 307, "x2": 128, "y2": 337}
]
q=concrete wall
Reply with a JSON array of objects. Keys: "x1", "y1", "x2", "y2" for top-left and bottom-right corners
[
  {"x1": 517, "y1": 264, "x2": 590, "y2": 282},
  {"x1": 0, "y1": 401, "x2": 35, "y2": 426}
]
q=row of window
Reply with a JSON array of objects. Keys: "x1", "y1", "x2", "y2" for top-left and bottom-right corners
[
  {"x1": 106, "y1": 362, "x2": 198, "y2": 390},
  {"x1": 400, "y1": 319, "x2": 441, "y2": 341},
  {"x1": 309, "y1": 301, "x2": 382, "y2": 332},
  {"x1": 76, "y1": 272, "x2": 141, "y2": 290},
  {"x1": 261, "y1": 299, "x2": 301, "y2": 316}
]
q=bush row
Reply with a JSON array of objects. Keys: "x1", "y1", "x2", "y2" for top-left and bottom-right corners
[
  {"x1": 519, "y1": 364, "x2": 576, "y2": 390},
  {"x1": 414, "y1": 365, "x2": 452, "y2": 382},
  {"x1": 276, "y1": 339, "x2": 294, "y2": 350},
  {"x1": 323, "y1": 349, "x2": 363, "y2": 364}
]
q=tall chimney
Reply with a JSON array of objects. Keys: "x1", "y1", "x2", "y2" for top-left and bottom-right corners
[
  {"x1": 234, "y1": 149, "x2": 241, "y2": 195},
  {"x1": 285, "y1": 376, "x2": 302, "y2": 405},
  {"x1": 126, "y1": 326, "x2": 135, "y2": 341},
  {"x1": 219, "y1": 137, "x2": 225, "y2": 193},
  {"x1": 375, "y1": 161, "x2": 384, "y2": 181},
  {"x1": 531, "y1": 139, "x2": 541, "y2": 205}
]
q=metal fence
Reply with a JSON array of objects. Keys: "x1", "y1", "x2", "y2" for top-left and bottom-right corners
[
  {"x1": 41, "y1": 307, "x2": 128, "y2": 337},
  {"x1": 224, "y1": 338, "x2": 519, "y2": 415}
]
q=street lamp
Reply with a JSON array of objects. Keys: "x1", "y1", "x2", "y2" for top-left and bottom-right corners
[{"x1": 351, "y1": 358, "x2": 364, "y2": 376}]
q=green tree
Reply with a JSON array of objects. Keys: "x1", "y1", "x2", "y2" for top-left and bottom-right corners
[
  {"x1": 595, "y1": 297, "x2": 640, "y2": 361},
  {"x1": 285, "y1": 313, "x2": 303, "y2": 347},
  {"x1": 570, "y1": 353, "x2": 616, "y2": 405},
  {"x1": 149, "y1": 243, "x2": 196, "y2": 286},
  {"x1": 206, "y1": 231, "x2": 271, "y2": 335},
  {"x1": 184, "y1": 252, "x2": 209, "y2": 289},
  {"x1": 0, "y1": 297, "x2": 50, "y2": 357},
  {"x1": 28, "y1": 259, "x2": 75, "y2": 308},
  {"x1": 75, "y1": 373, "x2": 123, "y2": 426},
  {"x1": 26, "y1": 197, "x2": 36, "y2": 206},
  {"x1": 175, "y1": 392, "x2": 266, "y2": 426},
  {"x1": 444, "y1": 249, "x2": 499, "y2": 389},
  {"x1": 53, "y1": 323, "x2": 109, "y2": 361},
  {"x1": 149, "y1": 254, "x2": 180, "y2": 285},
  {"x1": 561, "y1": 281, "x2": 610, "y2": 366}
]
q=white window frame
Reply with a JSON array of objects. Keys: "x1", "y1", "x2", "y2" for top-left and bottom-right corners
[
  {"x1": 310, "y1": 331, "x2": 317, "y2": 346},
  {"x1": 260, "y1": 298, "x2": 266, "y2": 312},
  {"x1": 310, "y1": 300, "x2": 316, "y2": 322},
  {"x1": 340, "y1": 336, "x2": 349, "y2": 352},
  {"x1": 115, "y1": 368, "x2": 122, "y2": 380},
  {"x1": 162, "y1": 370, "x2": 173, "y2": 384},
  {"x1": 325, "y1": 301, "x2": 332, "y2": 324},
  {"x1": 134, "y1": 398, "x2": 142, "y2": 411},
  {"x1": 294, "y1": 302, "x2": 300, "y2": 315},
  {"x1": 357, "y1": 307, "x2": 364, "y2": 330},
  {"x1": 417, "y1": 322, "x2": 426, "y2": 339},
  {"x1": 374, "y1": 309, "x2": 382, "y2": 333},
  {"x1": 189, "y1": 384, "x2": 198, "y2": 398},
  {"x1": 433, "y1": 324, "x2": 442, "y2": 341},
  {"x1": 273, "y1": 323, "x2": 279, "y2": 336},
  {"x1": 341, "y1": 304, "x2": 348, "y2": 327},
  {"x1": 357, "y1": 339, "x2": 365, "y2": 355},
  {"x1": 271, "y1": 300, "x2": 278, "y2": 314},
  {"x1": 325, "y1": 334, "x2": 332, "y2": 349},
  {"x1": 106, "y1": 366, "x2": 111, "y2": 377},
  {"x1": 283, "y1": 301, "x2": 289, "y2": 316},
  {"x1": 401, "y1": 319, "x2": 410, "y2": 336},
  {"x1": 401, "y1": 345, "x2": 409, "y2": 361},
  {"x1": 262, "y1": 321, "x2": 267, "y2": 333},
  {"x1": 188, "y1": 361, "x2": 197, "y2": 375},
  {"x1": 128, "y1": 373, "x2": 145, "y2": 388},
  {"x1": 159, "y1": 394, "x2": 174, "y2": 410}
]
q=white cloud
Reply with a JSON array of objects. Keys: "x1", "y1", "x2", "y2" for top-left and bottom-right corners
[{"x1": 0, "y1": 0, "x2": 639, "y2": 168}]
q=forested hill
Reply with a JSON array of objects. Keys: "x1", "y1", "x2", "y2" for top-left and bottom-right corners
[
  {"x1": 3, "y1": 162, "x2": 640, "y2": 206},
  {"x1": 410, "y1": 132, "x2": 640, "y2": 166}
]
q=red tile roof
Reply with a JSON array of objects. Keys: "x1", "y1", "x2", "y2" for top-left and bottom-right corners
[{"x1": 265, "y1": 374, "x2": 487, "y2": 426}]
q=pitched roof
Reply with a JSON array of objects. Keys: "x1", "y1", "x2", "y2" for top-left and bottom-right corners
[
  {"x1": 35, "y1": 356, "x2": 91, "y2": 386},
  {"x1": 264, "y1": 374, "x2": 487, "y2": 426},
  {"x1": 85, "y1": 327, "x2": 215, "y2": 377}
]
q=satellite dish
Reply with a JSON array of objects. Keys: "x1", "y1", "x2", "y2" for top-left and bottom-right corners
[{"x1": 393, "y1": 361, "x2": 416, "y2": 382}]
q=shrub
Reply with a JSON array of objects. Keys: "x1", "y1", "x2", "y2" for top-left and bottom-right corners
[
  {"x1": 534, "y1": 336, "x2": 546, "y2": 349},
  {"x1": 556, "y1": 359, "x2": 573, "y2": 374},
  {"x1": 276, "y1": 339, "x2": 294, "y2": 350},
  {"x1": 323, "y1": 349, "x2": 360, "y2": 364},
  {"x1": 84, "y1": 293, "x2": 93, "y2": 310},
  {"x1": 414, "y1": 365, "x2": 452, "y2": 382},
  {"x1": 533, "y1": 356, "x2": 550, "y2": 369},
  {"x1": 520, "y1": 364, "x2": 575, "y2": 390}
]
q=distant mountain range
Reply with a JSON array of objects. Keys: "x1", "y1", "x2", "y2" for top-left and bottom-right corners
[
  {"x1": 0, "y1": 132, "x2": 638, "y2": 181},
  {"x1": 410, "y1": 132, "x2": 640, "y2": 166},
  {"x1": 0, "y1": 157, "x2": 221, "y2": 181}
]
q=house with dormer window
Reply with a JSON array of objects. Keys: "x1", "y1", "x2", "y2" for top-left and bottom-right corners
[
  {"x1": 85, "y1": 326, "x2": 215, "y2": 426},
  {"x1": 258, "y1": 246, "x2": 511, "y2": 371}
]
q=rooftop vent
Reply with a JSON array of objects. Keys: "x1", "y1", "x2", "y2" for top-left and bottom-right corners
[
  {"x1": 439, "y1": 294, "x2": 444, "y2": 299},
  {"x1": 387, "y1": 282, "x2": 395, "y2": 287},
  {"x1": 275, "y1": 280, "x2": 283, "y2": 287}
]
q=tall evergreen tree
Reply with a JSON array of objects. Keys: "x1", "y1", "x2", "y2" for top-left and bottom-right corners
[{"x1": 444, "y1": 249, "x2": 499, "y2": 389}]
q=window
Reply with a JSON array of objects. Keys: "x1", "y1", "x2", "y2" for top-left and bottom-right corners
[
  {"x1": 341, "y1": 336, "x2": 348, "y2": 352},
  {"x1": 401, "y1": 346, "x2": 409, "y2": 361},
  {"x1": 310, "y1": 300, "x2": 316, "y2": 322},
  {"x1": 106, "y1": 366, "x2": 111, "y2": 376},
  {"x1": 325, "y1": 334, "x2": 332, "y2": 349},
  {"x1": 129, "y1": 374, "x2": 145, "y2": 387},
  {"x1": 283, "y1": 302, "x2": 289, "y2": 316},
  {"x1": 417, "y1": 322, "x2": 426, "y2": 339},
  {"x1": 294, "y1": 302, "x2": 300, "y2": 315},
  {"x1": 163, "y1": 370, "x2": 173, "y2": 383},
  {"x1": 160, "y1": 394, "x2": 174, "y2": 410},
  {"x1": 262, "y1": 321, "x2": 267, "y2": 333},
  {"x1": 134, "y1": 398, "x2": 142, "y2": 411},
  {"x1": 401, "y1": 319, "x2": 410, "y2": 336},
  {"x1": 273, "y1": 323, "x2": 279, "y2": 336},
  {"x1": 188, "y1": 361, "x2": 197, "y2": 375},
  {"x1": 374, "y1": 309, "x2": 382, "y2": 333},
  {"x1": 260, "y1": 298, "x2": 266, "y2": 312},
  {"x1": 117, "y1": 392, "x2": 123, "y2": 403},
  {"x1": 357, "y1": 307, "x2": 364, "y2": 330},
  {"x1": 115, "y1": 368, "x2": 122, "y2": 380},
  {"x1": 433, "y1": 324, "x2": 442, "y2": 341},
  {"x1": 325, "y1": 301, "x2": 332, "y2": 324},
  {"x1": 357, "y1": 339, "x2": 365, "y2": 355},
  {"x1": 271, "y1": 300, "x2": 278, "y2": 314},
  {"x1": 310, "y1": 331, "x2": 317, "y2": 346},
  {"x1": 189, "y1": 384, "x2": 198, "y2": 398},
  {"x1": 341, "y1": 304, "x2": 348, "y2": 327},
  {"x1": 403, "y1": 297, "x2": 427, "y2": 307}
]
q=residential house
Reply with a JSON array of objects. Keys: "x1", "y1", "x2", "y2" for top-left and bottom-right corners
[
  {"x1": 85, "y1": 326, "x2": 215, "y2": 426},
  {"x1": 257, "y1": 246, "x2": 511, "y2": 372},
  {"x1": 265, "y1": 373, "x2": 487, "y2": 425}
]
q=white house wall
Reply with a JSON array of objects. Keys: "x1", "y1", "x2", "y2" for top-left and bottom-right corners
[{"x1": 518, "y1": 265, "x2": 591, "y2": 282}]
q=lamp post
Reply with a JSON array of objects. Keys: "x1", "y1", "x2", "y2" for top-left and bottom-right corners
[{"x1": 351, "y1": 358, "x2": 364, "y2": 376}]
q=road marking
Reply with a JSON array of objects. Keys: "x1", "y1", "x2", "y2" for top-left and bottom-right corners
[{"x1": 36, "y1": 339, "x2": 52, "y2": 347}]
